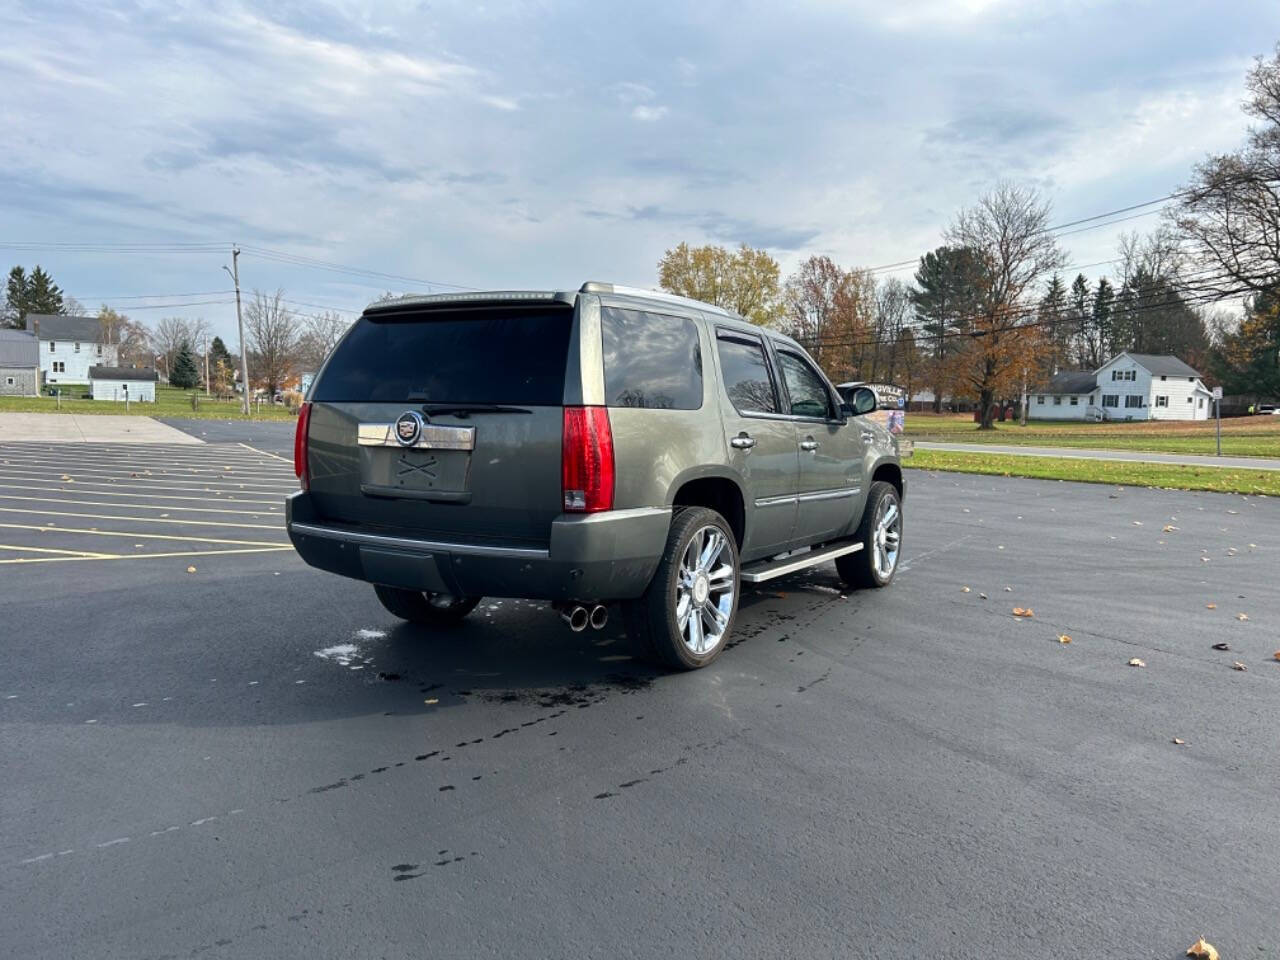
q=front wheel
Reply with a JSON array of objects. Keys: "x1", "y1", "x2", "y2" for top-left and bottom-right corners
[
  {"x1": 373, "y1": 585, "x2": 481, "y2": 625},
  {"x1": 836, "y1": 481, "x2": 902, "y2": 589},
  {"x1": 623, "y1": 507, "x2": 740, "y2": 670}
]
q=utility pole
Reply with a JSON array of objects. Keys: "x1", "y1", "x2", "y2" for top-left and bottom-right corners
[
  {"x1": 202, "y1": 333, "x2": 210, "y2": 398},
  {"x1": 224, "y1": 246, "x2": 250, "y2": 415}
]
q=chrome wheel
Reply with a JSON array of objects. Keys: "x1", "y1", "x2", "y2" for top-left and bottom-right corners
[
  {"x1": 674, "y1": 525, "x2": 736, "y2": 656},
  {"x1": 872, "y1": 495, "x2": 901, "y2": 579}
]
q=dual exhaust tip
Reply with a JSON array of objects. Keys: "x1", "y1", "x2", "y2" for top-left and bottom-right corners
[{"x1": 561, "y1": 603, "x2": 608, "y2": 632}]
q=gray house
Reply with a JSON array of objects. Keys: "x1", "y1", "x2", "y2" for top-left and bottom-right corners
[{"x1": 0, "y1": 328, "x2": 40, "y2": 396}]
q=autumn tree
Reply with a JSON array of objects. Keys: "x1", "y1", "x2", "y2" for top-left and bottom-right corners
[
  {"x1": 943, "y1": 183, "x2": 1067, "y2": 429},
  {"x1": 97, "y1": 306, "x2": 152, "y2": 367},
  {"x1": 244, "y1": 289, "x2": 299, "y2": 394},
  {"x1": 1170, "y1": 44, "x2": 1280, "y2": 298},
  {"x1": 658, "y1": 242, "x2": 783, "y2": 326},
  {"x1": 782, "y1": 255, "x2": 874, "y2": 380},
  {"x1": 1211, "y1": 290, "x2": 1280, "y2": 398}
]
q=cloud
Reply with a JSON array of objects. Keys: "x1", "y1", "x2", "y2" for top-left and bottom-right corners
[{"x1": 631, "y1": 104, "x2": 669, "y2": 122}]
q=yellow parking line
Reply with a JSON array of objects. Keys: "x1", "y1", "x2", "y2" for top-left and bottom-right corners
[
  {"x1": 0, "y1": 494, "x2": 279, "y2": 516},
  {"x1": 0, "y1": 522, "x2": 286, "y2": 547},
  {"x1": 0, "y1": 543, "x2": 119, "y2": 558},
  {"x1": 0, "y1": 481, "x2": 279, "y2": 505},
  {"x1": 0, "y1": 546, "x2": 295, "y2": 565},
  {"x1": 0, "y1": 506, "x2": 282, "y2": 530}
]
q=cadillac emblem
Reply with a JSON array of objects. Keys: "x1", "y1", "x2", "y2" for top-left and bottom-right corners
[{"x1": 394, "y1": 410, "x2": 425, "y2": 447}]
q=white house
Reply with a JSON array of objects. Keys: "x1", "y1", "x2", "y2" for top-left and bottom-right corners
[
  {"x1": 89, "y1": 366, "x2": 158, "y2": 402},
  {"x1": 1032, "y1": 352, "x2": 1214, "y2": 422},
  {"x1": 25, "y1": 313, "x2": 119, "y2": 387}
]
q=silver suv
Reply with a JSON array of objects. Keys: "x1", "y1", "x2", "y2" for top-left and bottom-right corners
[{"x1": 287, "y1": 283, "x2": 904, "y2": 669}]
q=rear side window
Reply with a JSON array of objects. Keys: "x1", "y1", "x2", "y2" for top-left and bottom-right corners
[
  {"x1": 600, "y1": 307, "x2": 702, "y2": 409},
  {"x1": 312, "y1": 305, "x2": 572, "y2": 405},
  {"x1": 716, "y1": 336, "x2": 779, "y2": 415}
]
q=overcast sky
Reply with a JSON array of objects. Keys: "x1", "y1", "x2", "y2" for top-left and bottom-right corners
[{"x1": 2, "y1": 0, "x2": 1277, "y2": 343}]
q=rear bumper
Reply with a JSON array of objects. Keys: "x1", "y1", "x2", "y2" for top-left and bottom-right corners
[{"x1": 286, "y1": 492, "x2": 670, "y2": 601}]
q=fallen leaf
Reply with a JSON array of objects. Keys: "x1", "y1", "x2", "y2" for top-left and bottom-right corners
[
  {"x1": 1206, "y1": 603, "x2": 1217, "y2": 609},
  {"x1": 1012, "y1": 607, "x2": 1034, "y2": 618},
  {"x1": 1232, "y1": 661, "x2": 1247, "y2": 672},
  {"x1": 961, "y1": 586, "x2": 971, "y2": 593},
  {"x1": 1273, "y1": 651, "x2": 1280, "y2": 662},
  {"x1": 1163, "y1": 524, "x2": 1179, "y2": 532},
  {"x1": 1128, "y1": 657, "x2": 1146, "y2": 668},
  {"x1": 1004, "y1": 586, "x2": 1013, "y2": 592},
  {"x1": 186, "y1": 566, "x2": 197, "y2": 574},
  {"x1": 978, "y1": 593, "x2": 987, "y2": 600},
  {"x1": 1186, "y1": 937, "x2": 1219, "y2": 960},
  {"x1": 1172, "y1": 737, "x2": 1186, "y2": 745},
  {"x1": 1132, "y1": 520, "x2": 1143, "y2": 526},
  {"x1": 424, "y1": 698, "x2": 439, "y2": 705},
  {"x1": 60, "y1": 474, "x2": 70, "y2": 480},
  {"x1": 1057, "y1": 635, "x2": 1071, "y2": 644},
  {"x1": 1236, "y1": 613, "x2": 1249, "y2": 621},
  {"x1": 1211, "y1": 642, "x2": 1230, "y2": 651}
]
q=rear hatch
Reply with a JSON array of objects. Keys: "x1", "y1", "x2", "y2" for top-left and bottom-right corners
[{"x1": 306, "y1": 300, "x2": 575, "y2": 548}]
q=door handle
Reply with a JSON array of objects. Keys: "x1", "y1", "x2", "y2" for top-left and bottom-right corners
[
  {"x1": 799, "y1": 438, "x2": 819, "y2": 452},
  {"x1": 860, "y1": 430, "x2": 875, "y2": 443},
  {"x1": 730, "y1": 433, "x2": 756, "y2": 450}
]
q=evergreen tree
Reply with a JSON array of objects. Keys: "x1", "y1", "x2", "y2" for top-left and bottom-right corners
[
  {"x1": 169, "y1": 340, "x2": 200, "y2": 389},
  {"x1": 1092, "y1": 278, "x2": 1116, "y2": 359},
  {"x1": 1037, "y1": 274, "x2": 1068, "y2": 372},
  {"x1": 910, "y1": 246, "x2": 982, "y2": 412},
  {"x1": 3, "y1": 264, "x2": 64, "y2": 328}
]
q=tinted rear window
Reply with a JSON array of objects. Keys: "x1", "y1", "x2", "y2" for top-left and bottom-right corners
[
  {"x1": 716, "y1": 336, "x2": 779, "y2": 414},
  {"x1": 600, "y1": 306, "x2": 702, "y2": 410},
  {"x1": 312, "y1": 306, "x2": 572, "y2": 405}
]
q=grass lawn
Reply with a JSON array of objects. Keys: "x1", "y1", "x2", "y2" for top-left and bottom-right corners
[
  {"x1": 903, "y1": 412, "x2": 1280, "y2": 458},
  {"x1": 906, "y1": 448, "x2": 1280, "y2": 496},
  {"x1": 0, "y1": 385, "x2": 296, "y2": 421}
]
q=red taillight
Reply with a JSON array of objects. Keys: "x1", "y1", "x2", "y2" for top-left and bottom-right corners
[
  {"x1": 294, "y1": 401, "x2": 312, "y2": 490},
  {"x1": 562, "y1": 405, "x2": 614, "y2": 513}
]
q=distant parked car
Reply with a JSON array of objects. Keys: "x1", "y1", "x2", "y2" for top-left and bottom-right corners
[{"x1": 1258, "y1": 404, "x2": 1278, "y2": 415}]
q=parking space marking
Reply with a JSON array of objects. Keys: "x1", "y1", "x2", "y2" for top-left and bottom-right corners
[
  {"x1": 0, "y1": 494, "x2": 279, "y2": 516},
  {"x1": 0, "y1": 481, "x2": 280, "y2": 505},
  {"x1": 0, "y1": 545, "x2": 294, "y2": 565},
  {"x1": 0, "y1": 543, "x2": 119, "y2": 558},
  {"x1": 0, "y1": 521, "x2": 287, "y2": 547},
  {"x1": 0, "y1": 506, "x2": 283, "y2": 530},
  {"x1": 0, "y1": 457, "x2": 293, "y2": 482},
  {"x1": 238, "y1": 442, "x2": 291, "y2": 463},
  {"x1": 0, "y1": 473, "x2": 292, "y2": 497},
  {"x1": 0, "y1": 464, "x2": 296, "y2": 491}
]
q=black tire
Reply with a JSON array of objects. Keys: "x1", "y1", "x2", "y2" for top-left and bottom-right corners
[
  {"x1": 373, "y1": 585, "x2": 481, "y2": 624},
  {"x1": 622, "y1": 506, "x2": 741, "y2": 670},
  {"x1": 836, "y1": 481, "x2": 902, "y2": 589}
]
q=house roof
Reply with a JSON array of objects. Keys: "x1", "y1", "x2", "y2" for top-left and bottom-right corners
[
  {"x1": 0, "y1": 329, "x2": 39, "y2": 367},
  {"x1": 89, "y1": 366, "x2": 158, "y2": 382},
  {"x1": 25, "y1": 313, "x2": 105, "y2": 342},
  {"x1": 1037, "y1": 371, "x2": 1098, "y2": 394},
  {"x1": 1107, "y1": 352, "x2": 1202, "y2": 378}
]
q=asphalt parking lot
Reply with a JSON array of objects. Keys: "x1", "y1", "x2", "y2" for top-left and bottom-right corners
[{"x1": 2, "y1": 425, "x2": 1278, "y2": 959}]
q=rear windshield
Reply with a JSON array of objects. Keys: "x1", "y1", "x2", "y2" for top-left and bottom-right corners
[{"x1": 312, "y1": 305, "x2": 572, "y2": 405}]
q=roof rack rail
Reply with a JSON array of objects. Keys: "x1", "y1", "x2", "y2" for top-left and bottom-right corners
[{"x1": 579, "y1": 282, "x2": 744, "y2": 320}]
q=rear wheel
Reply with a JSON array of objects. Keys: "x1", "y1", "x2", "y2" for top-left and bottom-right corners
[
  {"x1": 836, "y1": 481, "x2": 902, "y2": 589},
  {"x1": 373, "y1": 585, "x2": 481, "y2": 624},
  {"x1": 623, "y1": 507, "x2": 740, "y2": 670}
]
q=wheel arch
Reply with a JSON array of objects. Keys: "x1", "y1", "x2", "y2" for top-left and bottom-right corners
[
  {"x1": 870, "y1": 459, "x2": 904, "y2": 499},
  {"x1": 667, "y1": 468, "x2": 747, "y2": 550}
]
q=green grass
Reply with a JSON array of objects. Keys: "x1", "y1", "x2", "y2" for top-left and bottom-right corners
[
  {"x1": 906, "y1": 448, "x2": 1280, "y2": 496},
  {"x1": 0, "y1": 385, "x2": 296, "y2": 421},
  {"x1": 903, "y1": 412, "x2": 1280, "y2": 458}
]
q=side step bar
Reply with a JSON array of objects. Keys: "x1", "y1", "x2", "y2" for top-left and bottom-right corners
[{"x1": 740, "y1": 540, "x2": 863, "y2": 584}]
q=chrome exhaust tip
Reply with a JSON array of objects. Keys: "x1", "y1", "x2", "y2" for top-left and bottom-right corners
[
  {"x1": 588, "y1": 604, "x2": 608, "y2": 630},
  {"x1": 561, "y1": 604, "x2": 589, "y2": 632}
]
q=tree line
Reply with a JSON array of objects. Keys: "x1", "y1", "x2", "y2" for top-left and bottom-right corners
[
  {"x1": 3, "y1": 274, "x2": 353, "y2": 396},
  {"x1": 659, "y1": 46, "x2": 1280, "y2": 426}
]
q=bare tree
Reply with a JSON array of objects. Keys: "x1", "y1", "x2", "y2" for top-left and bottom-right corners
[
  {"x1": 1170, "y1": 45, "x2": 1280, "y2": 296},
  {"x1": 869, "y1": 278, "x2": 912, "y2": 382},
  {"x1": 783, "y1": 256, "x2": 874, "y2": 379},
  {"x1": 244, "y1": 289, "x2": 299, "y2": 394},
  {"x1": 150, "y1": 317, "x2": 190, "y2": 375},
  {"x1": 296, "y1": 311, "x2": 352, "y2": 371},
  {"x1": 943, "y1": 183, "x2": 1067, "y2": 428}
]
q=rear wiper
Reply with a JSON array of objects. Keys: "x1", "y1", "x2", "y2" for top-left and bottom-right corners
[{"x1": 408, "y1": 398, "x2": 532, "y2": 417}]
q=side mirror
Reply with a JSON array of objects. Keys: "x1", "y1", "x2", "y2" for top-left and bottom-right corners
[{"x1": 851, "y1": 386, "x2": 877, "y2": 416}]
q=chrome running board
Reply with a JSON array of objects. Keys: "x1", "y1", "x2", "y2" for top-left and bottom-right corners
[{"x1": 740, "y1": 541, "x2": 864, "y2": 584}]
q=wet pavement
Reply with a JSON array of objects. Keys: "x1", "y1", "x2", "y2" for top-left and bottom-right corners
[{"x1": 2, "y1": 439, "x2": 1278, "y2": 959}]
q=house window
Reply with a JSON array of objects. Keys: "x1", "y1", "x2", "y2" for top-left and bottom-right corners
[
  {"x1": 1053, "y1": 396, "x2": 1062, "y2": 406},
  {"x1": 1186, "y1": 396, "x2": 1193, "y2": 403},
  {"x1": 1110, "y1": 370, "x2": 1117, "y2": 381},
  {"x1": 1070, "y1": 396, "x2": 1078, "y2": 405},
  {"x1": 1089, "y1": 395, "x2": 1095, "y2": 405},
  {"x1": 1036, "y1": 395, "x2": 1045, "y2": 404},
  {"x1": 1125, "y1": 394, "x2": 1143, "y2": 408},
  {"x1": 96, "y1": 344, "x2": 102, "y2": 355},
  {"x1": 1102, "y1": 394, "x2": 1119, "y2": 407},
  {"x1": 1128, "y1": 370, "x2": 1137, "y2": 381},
  {"x1": 5, "y1": 377, "x2": 13, "y2": 386},
  {"x1": 74, "y1": 342, "x2": 80, "y2": 353},
  {"x1": 49, "y1": 341, "x2": 55, "y2": 352},
  {"x1": 1198, "y1": 397, "x2": 1205, "y2": 408},
  {"x1": 1160, "y1": 375, "x2": 1166, "y2": 381},
  {"x1": 1188, "y1": 377, "x2": 1194, "y2": 382},
  {"x1": 1156, "y1": 396, "x2": 1168, "y2": 407},
  {"x1": 52, "y1": 361, "x2": 65, "y2": 373}
]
